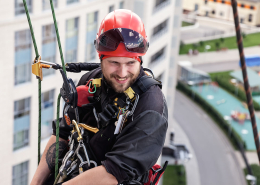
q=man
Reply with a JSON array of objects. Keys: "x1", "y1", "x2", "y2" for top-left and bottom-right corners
[{"x1": 31, "y1": 9, "x2": 168, "y2": 185}]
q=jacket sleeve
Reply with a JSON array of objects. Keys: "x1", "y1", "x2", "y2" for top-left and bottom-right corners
[{"x1": 102, "y1": 107, "x2": 168, "y2": 184}]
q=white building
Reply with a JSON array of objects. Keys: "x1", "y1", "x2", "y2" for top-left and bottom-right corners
[{"x1": 0, "y1": 0, "x2": 182, "y2": 184}]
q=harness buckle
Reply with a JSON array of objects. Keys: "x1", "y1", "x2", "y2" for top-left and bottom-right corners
[
  {"x1": 92, "y1": 78, "x2": 102, "y2": 87},
  {"x1": 124, "y1": 87, "x2": 135, "y2": 99}
]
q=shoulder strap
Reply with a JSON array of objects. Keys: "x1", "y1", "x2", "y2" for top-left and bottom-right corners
[
  {"x1": 131, "y1": 75, "x2": 162, "y2": 96},
  {"x1": 77, "y1": 67, "x2": 102, "y2": 86}
]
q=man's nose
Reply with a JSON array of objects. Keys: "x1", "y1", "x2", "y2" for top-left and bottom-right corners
[{"x1": 117, "y1": 64, "x2": 128, "y2": 77}]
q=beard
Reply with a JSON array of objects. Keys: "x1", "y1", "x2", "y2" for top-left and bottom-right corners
[
  {"x1": 102, "y1": 65, "x2": 140, "y2": 93},
  {"x1": 106, "y1": 73, "x2": 137, "y2": 93}
]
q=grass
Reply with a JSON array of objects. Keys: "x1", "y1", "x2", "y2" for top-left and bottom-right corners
[
  {"x1": 163, "y1": 165, "x2": 186, "y2": 185},
  {"x1": 182, "y1": 21, "x2": 194, "y2": 27},
  {"x1": 179, "y1": 32, "x2": 260, "y2": 55},
  {"x1": 244, "y1": 164, "x2": 260, "y2": 185}
]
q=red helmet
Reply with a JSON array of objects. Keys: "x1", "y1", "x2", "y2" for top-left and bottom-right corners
[{"x1": 94, "y1": 9, "x2": 149, "y2": 60}]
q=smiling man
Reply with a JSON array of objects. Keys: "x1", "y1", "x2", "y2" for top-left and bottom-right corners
[
  {"x1": 101, "y1": 57, "x2": 141, "y2": 93},
  {"x1": 31, "y1": 9, "x2": 168, "y2": 185}
]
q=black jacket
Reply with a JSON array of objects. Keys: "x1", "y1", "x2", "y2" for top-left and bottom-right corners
[{"x1": 53, "y1": 67, "x2": 168, "y2": 184}]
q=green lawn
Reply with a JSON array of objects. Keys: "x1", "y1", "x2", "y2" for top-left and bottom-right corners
[
  {"x1": 244, "y1": 164, "x2": 260, "y2": 185},
  {"x1": 179, "y1": 32, "x2": 260, "y2": 55},
  {"x1": 163, "y1": 165, "x2": 186, "y2": 185},
  {"x1": 182, "y1": 21, "x2": 194, "y2": 27}
]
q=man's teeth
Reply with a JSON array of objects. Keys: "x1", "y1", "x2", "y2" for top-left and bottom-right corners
[{"x1": 117, "y1": 78, "x2": 126, "y2": 81}]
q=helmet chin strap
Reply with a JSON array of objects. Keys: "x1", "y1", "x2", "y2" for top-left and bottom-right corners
[{"x1": 99, "y1": 54, "x2": 143, "y2": 65}]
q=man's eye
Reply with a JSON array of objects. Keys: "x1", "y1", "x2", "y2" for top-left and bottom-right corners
[{"x1": 128, "y1": 62, "x2": 135, "y2": 65}]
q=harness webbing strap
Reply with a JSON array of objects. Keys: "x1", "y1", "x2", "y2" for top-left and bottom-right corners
[
  {"x1": 22, "y1": 0, "x2": 42, "y2": 165},
  {"x1": 133, "y1": 76, "x2": 162, "y2": 95}
]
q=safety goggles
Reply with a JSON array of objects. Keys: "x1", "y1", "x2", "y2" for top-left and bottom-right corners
[{"x1": 94, "y1": 28, "x2": 149, "y2": 53}]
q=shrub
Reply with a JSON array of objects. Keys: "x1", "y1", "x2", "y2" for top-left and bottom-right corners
[{"x1": 244, "y1": 164, "x2": 260, "y2": 185}]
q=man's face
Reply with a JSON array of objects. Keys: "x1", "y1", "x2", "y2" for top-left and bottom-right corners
[{"x1": 101, "y1": 57, "x2": 141, "y2": 93}]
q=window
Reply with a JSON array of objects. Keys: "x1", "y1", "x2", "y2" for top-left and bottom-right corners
[
  {"x1": 194, "y1": 4, "x2": 199, "y2": 11},
  {"x1": 15, "y1": 29, "x2": 31, "y2": 85},
  {"x1": 42, "y1": 0, "x2": 57, "y2": 11},
  {"x1": 152, "y1": 19, "x2": 168, "y2": 36},
  {"x1": 248, "y1": 14, "x2": 253, "y2": 22},
  {"x1": 109, "y1": 5, "x2": 114, "y2": 13},
  {"x1": 42, "y1": 24, "x2": 56, "y2": 76},
  {"x1": 155, "y1": 0, "x2": 168, "y2": 7},
  {"x1": 67, "y1": 0, "x2": 79, "y2": 5},
  {"x1": 119, "y1": 1, "x2": 124, "y2": 9},
  {"x1": 65, "y1": 17, "x2": 79, "y2": 63},
  {"x1": 86, "y1": 11, "x2": 98, "y2": 61},
  {"x1": 41, "y1": 90, "x2": 55, "y2": 139},
  {"x1": 150, "y1": 46, "x2": 166, "y2": 64},
  {"x1": 153, "y1": 0, "x2": 170, "y2": 13},
  {"x1": 12, "y1": 161, "x2": 29, "y2": 185},
  {"x1": 14, "y1": 97, "x2": 30, "y2": 150},
  {"x1": 15, "y1": 0, "x2": 32, "y2": 16}
]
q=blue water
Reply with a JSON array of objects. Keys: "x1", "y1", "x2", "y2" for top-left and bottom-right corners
[{"x1": 191, "y1": 84, "x2": 260, "y2": 150}]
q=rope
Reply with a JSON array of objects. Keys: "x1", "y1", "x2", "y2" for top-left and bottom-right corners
[
  {"x1": 22, "y1": 0, "x2": 41, "y2": 165},
  {"x1": 231, "y1": 0, "x2": 260, "y2": 165},
  {"x1": 49, "y1": 0, "x2": 67, "y2": 76},
  {"x1": 49, "y1": 0, "x2": 67, "y2": 178},
  {"x1": 55, "y1": 94, "x2": 61, "y2": 178}
]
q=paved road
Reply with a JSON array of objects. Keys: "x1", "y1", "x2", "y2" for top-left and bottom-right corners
[
  {"x1": 174, "y1": 90, "x2": 247, "y2": 185},
  {"x1": 194, "y1": 60, "x2": 240, "y2": 73}
]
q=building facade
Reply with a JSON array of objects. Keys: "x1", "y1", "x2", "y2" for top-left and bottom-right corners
[
  {"x1": 0, "y1": 0, "x2": 181, "y2": 184},
  {"x1": 183, "y1": 0, "x2": 260, "y2": 26}
]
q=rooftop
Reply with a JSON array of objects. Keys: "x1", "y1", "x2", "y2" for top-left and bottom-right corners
[{"x1": 230, "y1": 68, "x2": 260, "y2": 87}]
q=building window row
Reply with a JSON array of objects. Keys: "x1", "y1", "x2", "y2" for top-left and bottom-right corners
[
  {"x1": 15, "y1": 0, "x2": 32, "y2": 16},
  {"x1": 15, "y1": 30, "x2": 32, "y2": 85},
  {"x1": 14, "y1": 11, "x2": 99, "y2": 85},
  {"x1": 149, "y1": 46, "x2": 167, "y2": 69},
  {"x1": 14, "y1": 97, "x2": 30, "y2": 150},
  {"x1": 204, "y1": 0, "x2": 256, "y2": 10},
  {"x1": 13, "y1": 89, "x2": 55, "y2": 151},
  {"x1": 12, "y1": 161, "x2": 29, "y2": 185},
  {"x1": 153, "y1": 0, "x2": 171, "y2": 14},
  {"x1": 42, "y1": 0, "x2": 58, "y2": 11},
  {"x1": 15, "y1": 0, "x2": 121, "y2": 16},
  {"x1": 150, "y1": 18, "x2": 169, "y2": 43}
]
